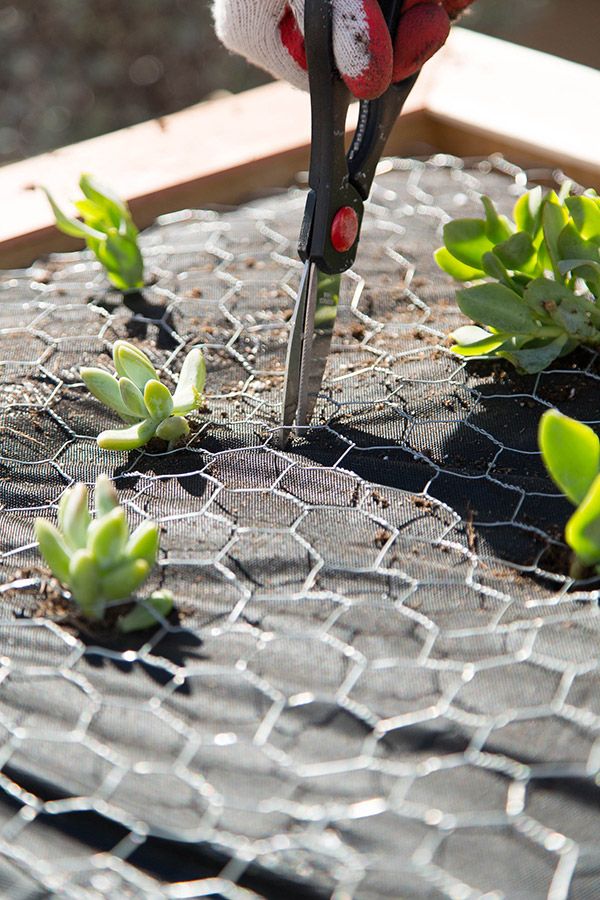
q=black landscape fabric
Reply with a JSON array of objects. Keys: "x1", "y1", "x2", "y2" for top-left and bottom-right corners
[{"x1": 1, "y1": 157, "x2": 599, "y2": 899}]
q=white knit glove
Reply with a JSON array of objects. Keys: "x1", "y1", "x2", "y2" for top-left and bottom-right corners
[{"x1": 213, "y1": 0, "x2": 476, "y2": 101}]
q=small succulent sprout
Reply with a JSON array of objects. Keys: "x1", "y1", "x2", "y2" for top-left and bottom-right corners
[
  {"x1": 117, "y1": 590, "x2": 174, "y2": 633},
  {"x1": 436, "y1": 187, "x2": 600, "y2": 373},
  {"x1": 41, "y1": 174, "x2": 144, "y2": 293},
  {"x1": 34, "y1": 474, "x2": 173, "y2": 629},
  {"x1": 81, "y1": 341, "x2": 206, "y2": 451},
  {"x1": 539, "y1": 409, "x2": 600, "y2": 576}
]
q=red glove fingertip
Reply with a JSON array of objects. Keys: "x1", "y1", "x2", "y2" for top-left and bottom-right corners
[
  {"x1": 340, "y1": 0, "x2": 393, "y2": 100},
  {"x1": 279, "y1": 4, "x2": 307, "y2": 71},
  {"x1": 393, "y1": 3, "x2": 450, "y2": 83}
]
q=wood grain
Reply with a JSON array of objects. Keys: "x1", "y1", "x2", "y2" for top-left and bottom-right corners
[{"x1": 424, "y1": 29, "x2": 600, "y2": 191}]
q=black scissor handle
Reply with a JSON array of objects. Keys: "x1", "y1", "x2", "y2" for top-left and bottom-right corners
[
  {"x1": 347, "y1": 0, "x2": 417, "y2": 199},
  {"x1": 298, "y1": 0, "x2": 360, "y2": 275},
  {"x1": 299, "y1": 0, "x2": 419, "y2": 276}
]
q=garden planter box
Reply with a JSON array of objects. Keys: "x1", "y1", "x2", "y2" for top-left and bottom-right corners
[{"x1": 0, "y1": 28, "x2": 599, "y2": 900}]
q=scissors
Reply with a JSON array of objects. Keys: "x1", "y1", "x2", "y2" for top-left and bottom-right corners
[{"x1": 280, "y1": 0, "x2": 419, "y2": 445}]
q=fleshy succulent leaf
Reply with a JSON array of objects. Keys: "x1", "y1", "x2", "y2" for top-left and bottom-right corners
[
  {"x1": 98, "y1": 233, "x2": 144, "y2": 292},
  {"x1": 513, "y1": 186, "x2": 543, "y2": 236},
  {"x1": 97, "y1": 418, "x2": 157, "y2": 451},
  {"x1": 113, "y1": 341, "x2": 157, "y2": 389},
  {"x1": 565, "y1": 196, "x2": 600, "y2": 240},
  {"x1": 119, "y1": 377, "x2": 147, "y2": 420},
  {"x1": 94, "y1": 474, "x2": 119, "y2": 518},
  {"x1": 58, "y1": 484, "x2": 91, "y2": 550},
  {"x1": 125, "y1": 520, "x2": 159, "y2": 567},
  {"x1": 69, "y1": 549, "x2": 103, "y2": 616},
  {"x1": 434, "y1": 246, "x2": 484, "y2": 281},
  {"x1": 117, "y1": 590, "x2": 174, "y2": 633},
  {"x1": 557, "y1": 221, "x2": 599, "y2": 263},
  {"x1": 547, "y1": 292, "x2": 599, "y2": 338},
  {"x1": 35, "y1": 520, "x2": 71, "y2": 584},
  {"x1": 481, "y1": 251, "x2": 520, "y2": 291},
  {"x1": 87, "y1": 507, "x2": 130, "y2": 570},
  {"x1": 524, "y1": 277, "x2": 582, "y2": 312},
  {"x1": 41, "y1": 188, "x2": 106, "y2": 241},
  {"x1": 481, "y1": 195, "x2": 513, "y2": 244},
  {"x1": 154, "y1": 416, "x2": 190, "y2": 444},
  {"x1": 499, "y1": 334, "x2": 568, "y2": 374},
  {"x1": 493, "y1": 232, "x2": 537, "y2": 272},
  {"x1": 539, "y1": 410, "x2": 600, "y2": 506},
  {"x1": 79, "y1": 174, "x2": 130, "y2": 224},
  {"x1": 80, "y1": 367, "x2": 133, "y2": 421},
  {"x1": 101, "y1": 558, "x2": 150, "y2": 601},
  {"x1": 565, "y1": 475, "x2": 600, "y2": 567},
  {"x1": 144, "y1": 380, "x2": 174, "y2": 421},
  {"x1": 456, "y1": 283, "x2": 538, "y2": 334},
  {"x1": 542, "y1": 193, "x2": 569, "y2": 277},
  {"x1": 450, "y1": 326, "x2": 510, "y2": 357},
  {"x1": 442, "y1": 218, "x2": 495, "y2": 269},
  {"x1": 171, "y1": 348, "x2": 206, "y2": 414}
]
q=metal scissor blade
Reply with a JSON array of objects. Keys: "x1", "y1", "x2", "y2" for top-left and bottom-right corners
[
  {"x1": 296, "y1": 266, "x2": 341, "y2": 428},
  {"x1": 280, "y1": 262, "x2": 341, "y2": 447},
  {"x1": 279, "y1": 261, "x2": 341, "y2": 446},
  {"x1": 281, "y1": 260, "x2": 316, "y2": 444}
]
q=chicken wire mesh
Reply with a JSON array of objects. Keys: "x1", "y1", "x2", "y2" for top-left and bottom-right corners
[{"x1": 1, "y1": 155, "x2": 600, "y2": 899}]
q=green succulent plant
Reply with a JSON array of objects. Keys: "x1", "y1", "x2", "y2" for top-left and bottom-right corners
[
  {"x1": 81, "y1": 340, "x2": 206, "y2": 451},
  {"x1": 42, "y1": 174, "x2": 144, "y2": 293},
  {"x1": 539, "y1": 409, "x2": 600, "y2": 578},
  {"x1": 34, "y1": 475, "x2": 173, "y2": 630},
  {"x1": 436, "y1": 185, "x2": 600, "y2": 373}
]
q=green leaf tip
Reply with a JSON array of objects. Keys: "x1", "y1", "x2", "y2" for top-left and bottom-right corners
[
  {"x1": 144, "y1": 380, "x2": 174, "y2": 421},
  {"x1": 172, "y1": 348, "x2": 206, "y2": 414},
  {"x1": 442, "y1": 217, "x2": 495, "y2": 270},
  {"x1": 539, "y1": 410, "x2": 600, "y2": 576},
  {"x1": 117, "y1": 590, "x2": 174, "y2": 633},
  {"x1": 539, "y1": 410, "x2": 600, "y2": 506},
  {"x1": 34, "y1": 475, "x2": 169, "y2": 628},
  {"x1": 113, "y1": 341, "x2": 157, "y2": 389},
  {"x1": 565, "y1": 476, "x2": 600, "y2": 567},
  {"x1": 34, "y1": 520, "x2": 70, "y2": 585},
  {"x1": 97, "y1": 418, "x2": 157, "y2": 451}
]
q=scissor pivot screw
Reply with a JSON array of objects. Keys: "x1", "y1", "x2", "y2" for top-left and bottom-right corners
[{"x1": 331, "y1": 206, "x2": 359, "y2": 253}]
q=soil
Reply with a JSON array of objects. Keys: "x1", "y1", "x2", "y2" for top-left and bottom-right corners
[{"x1": 6, "y1": 570, "x2": 191, "y2": 645}]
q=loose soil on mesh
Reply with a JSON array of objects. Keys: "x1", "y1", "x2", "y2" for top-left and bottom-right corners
[{"x1": 5, "y1": 569, "x2": 190, "y2": 644}]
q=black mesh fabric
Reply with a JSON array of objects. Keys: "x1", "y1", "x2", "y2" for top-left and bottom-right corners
[{"x1": 1, "y1": 156, "x2": 599, "y2": 898}]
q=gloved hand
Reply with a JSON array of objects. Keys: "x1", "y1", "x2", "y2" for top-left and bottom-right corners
[{"x1": 213, "y1": 0, "x2": 476, "y2": 101}]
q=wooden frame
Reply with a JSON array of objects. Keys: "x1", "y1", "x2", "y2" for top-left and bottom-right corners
[{"x1": 2, "y1": 27, "x2": 599, "y2": 269}]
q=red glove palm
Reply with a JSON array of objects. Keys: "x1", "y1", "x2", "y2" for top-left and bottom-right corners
[{"x1": 213, "y1": 0, "x2": 477, "y2": 101}]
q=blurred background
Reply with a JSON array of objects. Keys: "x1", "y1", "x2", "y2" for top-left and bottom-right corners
[{"x1": 1, "y1": 0, "x2": 597, "y2": 166}]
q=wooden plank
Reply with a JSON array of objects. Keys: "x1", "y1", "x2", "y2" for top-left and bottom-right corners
[
  {"x1": 0, "y1": 80, "x2": 428, "y2": 269},
  {"x1": 1, "y1": 27, "x2": 599, "y2": 269},
  {"x1": 424, "y1": 28, "x2": 600, "y2": 191}
]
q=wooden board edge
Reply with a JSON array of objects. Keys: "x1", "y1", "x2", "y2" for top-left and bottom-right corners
[{"x1": 424, "y1": 29, "x2": 600, "y2": 191}]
